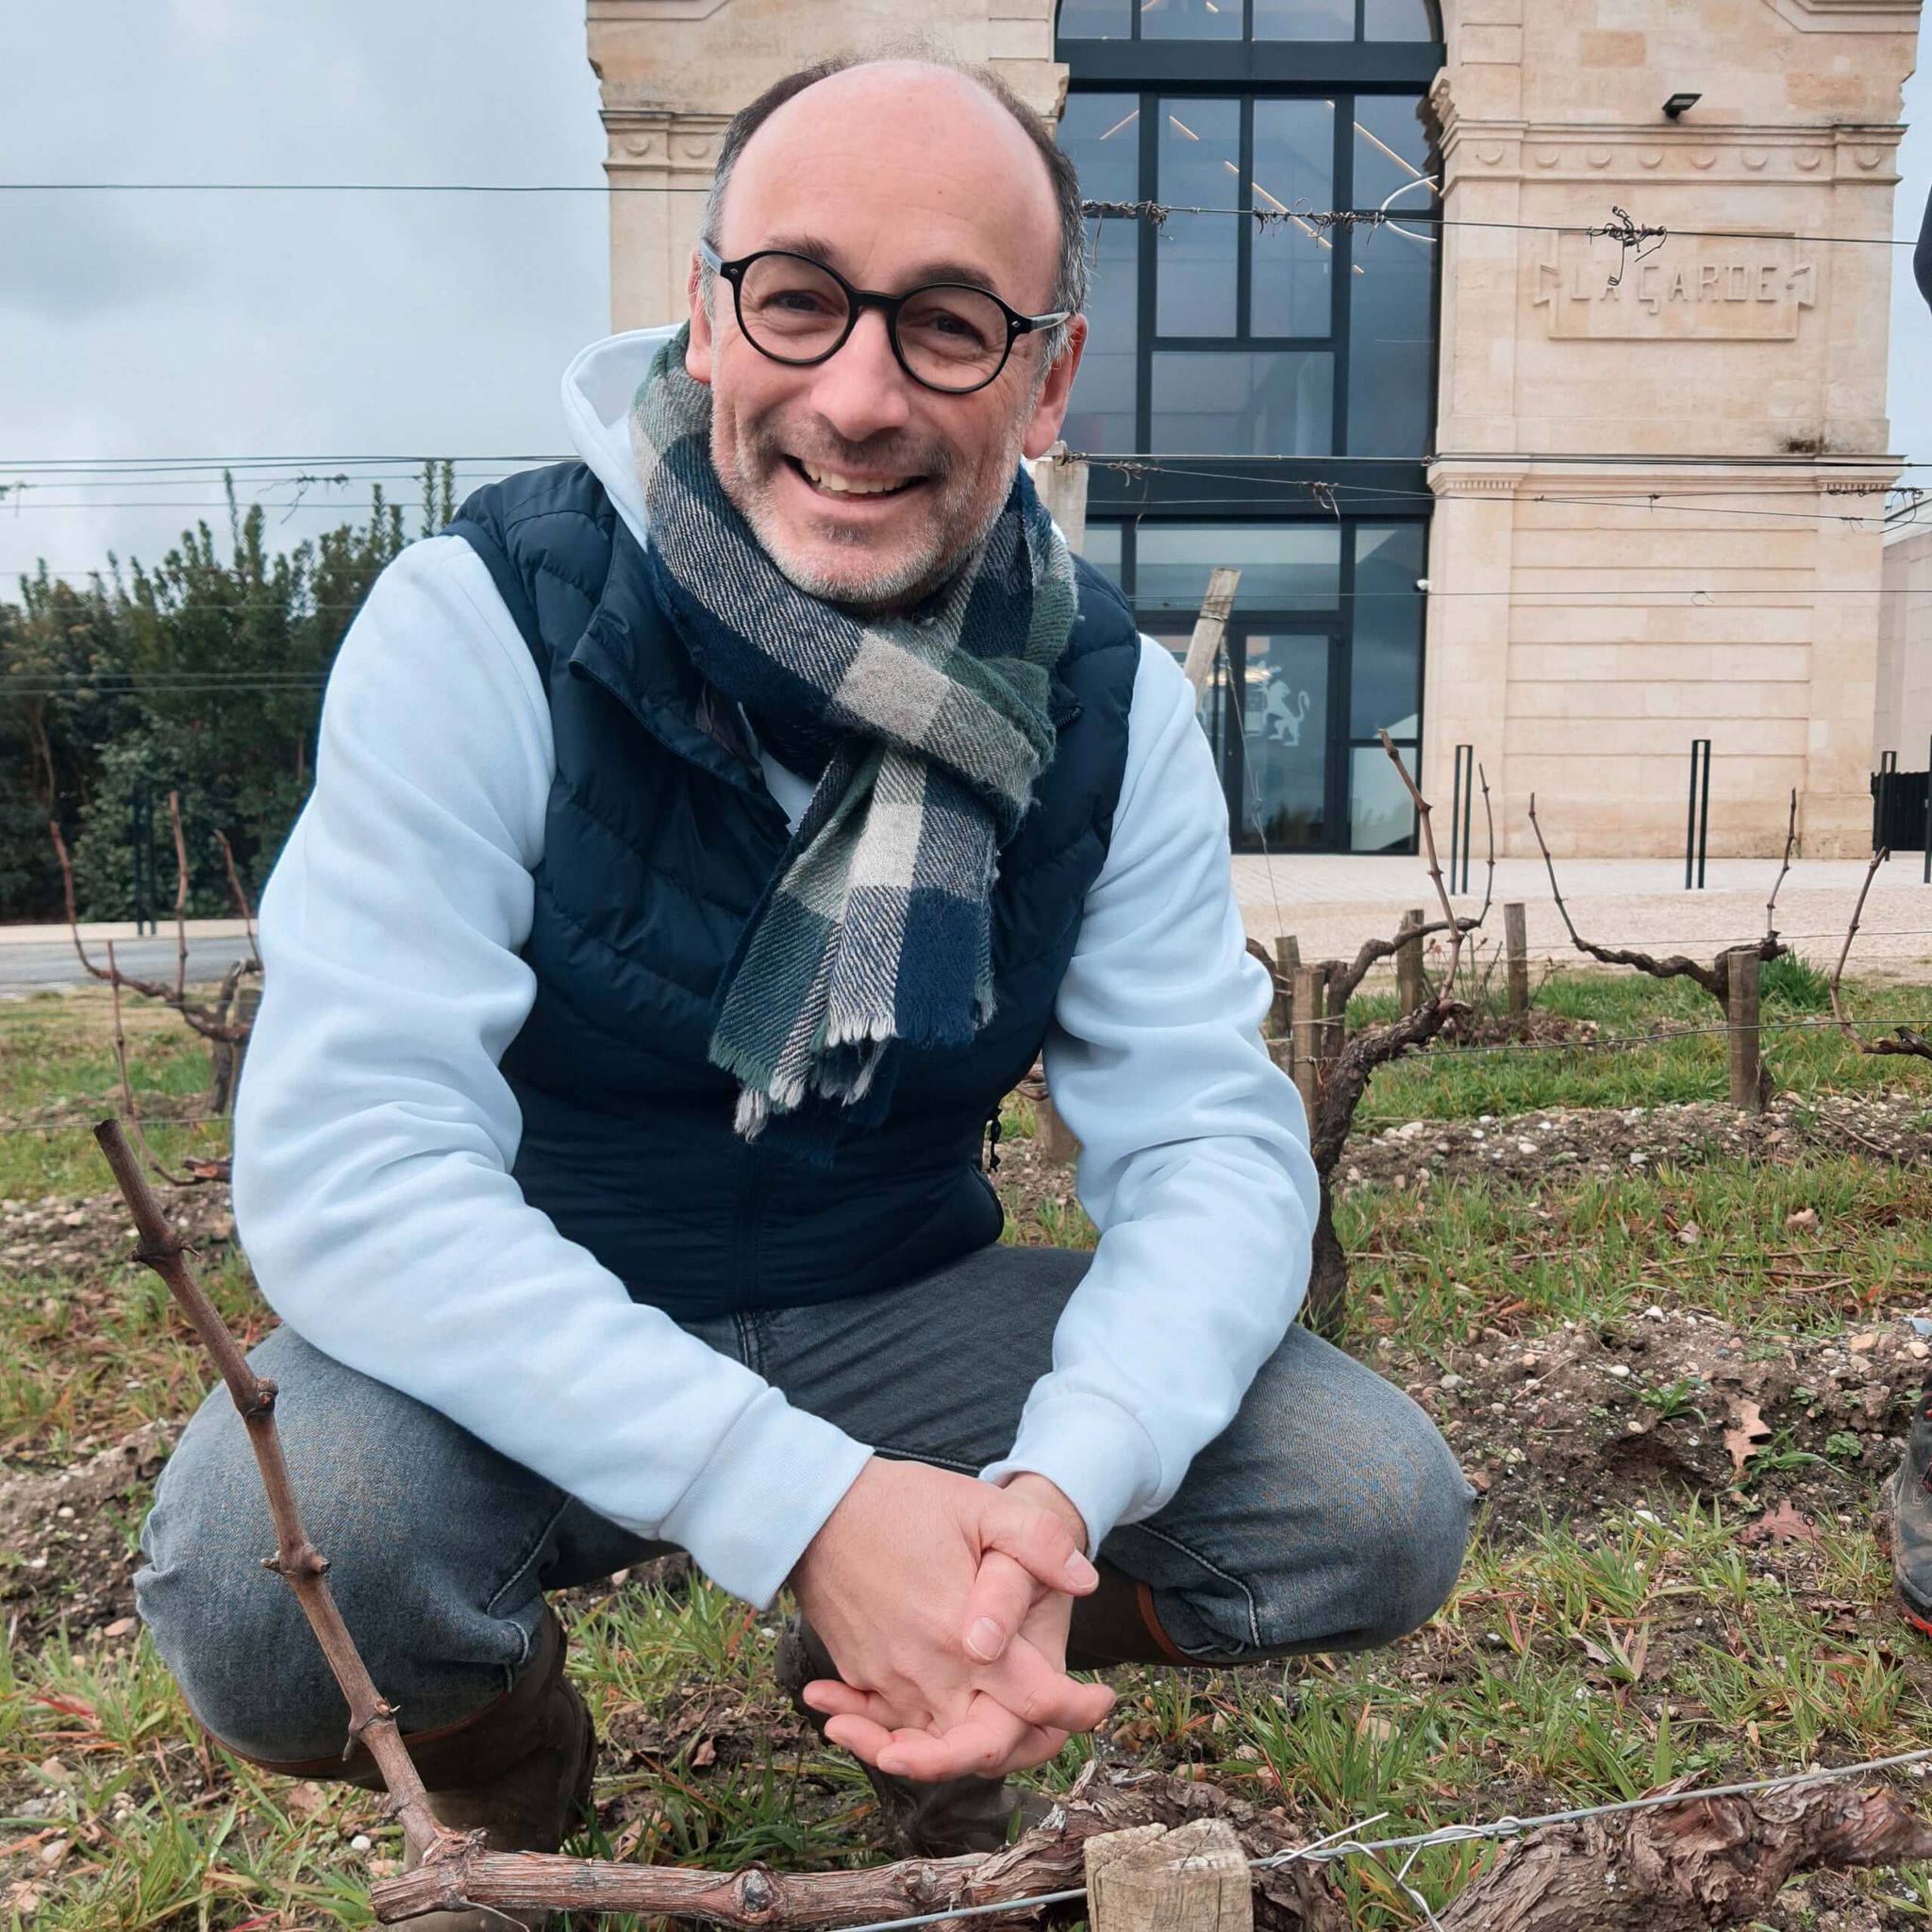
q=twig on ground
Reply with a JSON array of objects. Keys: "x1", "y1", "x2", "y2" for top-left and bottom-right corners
[
  {"x1": 1766, "y1": 788, "x2": 1797, "y2": 943},
  {"x1": 1527, "y1": 793, "x2": 1784, "y2": 1005},
  {"x1": 93, "y1": 1120, "x2": 443, "y2": 1864},
  {"x1": 1829, "y1": 850, "x2": 1932, "y2": 1064}
]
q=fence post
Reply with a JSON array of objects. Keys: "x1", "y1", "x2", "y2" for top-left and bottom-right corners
[
  {"x1": 1685, "y1": 738, "x2": 1712, "y2": 891},
  {"x1": 1291, "y1": 964, "x2": 1324, "y2": 1121},
  {"x1": 1504, "y1": 901, "x2": 1529, "y2": 1040},
  {"x1": 1086, "y1": 1820, "x2": 1253, "y2": 1932},
  {"x1": 1271, "y1": 934, "x2": 1299, "y2": 1038},
  {"x1": 1396, "y1": 907, "x2": 1425, "y2": 1013},
  {"x1": 1029, "y1": 441, "x2": 1089, "y2": 557},
  {"x1": 1726, "y1": 945, "x2": 1762, "y2": 1113},
  {"x1": 1037, "y1": 1091, "x2": 1081, "y2": 1165},
  {"x1": 1180, "y1": 568, "x2": 1242, "y2": 701}
]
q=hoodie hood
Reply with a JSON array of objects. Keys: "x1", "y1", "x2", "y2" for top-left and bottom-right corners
[{"x1": 560, "y1": 325, "x2": 680, "y2": 554}]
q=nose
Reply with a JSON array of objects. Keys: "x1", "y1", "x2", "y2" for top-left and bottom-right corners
[{"x1": 803, "y1": 306, "x2": 914, "y2": 444}]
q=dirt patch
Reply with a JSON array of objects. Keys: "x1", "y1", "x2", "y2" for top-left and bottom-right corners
[
  {"x1": 1398, "y1": 1304, "x2": 1923, "y2": 1544},
  {"x1": 1336, "y1": 1091, "x2": 1932, "y2": 1198},
  {"x1": 0, "y1": 1421, "x2": 175, "y2": 1647},
  {"x1": 0, "y1": 1177, "x2": 237, "y2": 1283}
]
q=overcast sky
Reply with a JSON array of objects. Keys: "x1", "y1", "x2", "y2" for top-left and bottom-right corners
[{"x1": 0, "y1": 2, "x2": 1926, "y2": 587}]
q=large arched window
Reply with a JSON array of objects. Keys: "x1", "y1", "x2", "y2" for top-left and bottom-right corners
[{"x1": 1056, "y1": 0, "x2": 1442, "y2": 853}]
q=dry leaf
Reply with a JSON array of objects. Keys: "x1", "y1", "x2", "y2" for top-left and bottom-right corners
[
  {"x1": 1723, "y1": 1397, "x2": 1772, "y2": 1476},
  {"x1": 1785, "y1": 1208, "x2": 1819, "y2": 1231},
  {"x1": 1352, "y1": 1704, "x2": 1393, "y2": 1744},
  {"x1": 101, "y1": 1617, "x2": 135, "y2": 1639},
  {"x1": 1740, "y1": 1499, "x2": 1823, "y2": 1547},
  {"x1": 690, "y1": 1736, "x2": 718, "y2": 1769}
]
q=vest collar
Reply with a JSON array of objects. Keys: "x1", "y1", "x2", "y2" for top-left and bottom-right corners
[{"x1": 565, "y1": 514, "x2": 773, "y2": 801}]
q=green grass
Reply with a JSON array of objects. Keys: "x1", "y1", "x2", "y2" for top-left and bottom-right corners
[
  {"x1": 1347, "y1": 967, "x2": 1930, "y2": 1123},
  {"x1": 4, "y1": 972, "x2": 1932, "y2": 1927}
]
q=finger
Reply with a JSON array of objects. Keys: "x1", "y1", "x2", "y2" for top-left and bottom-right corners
[
  {"x1": 961, "y1": 1550, "x2": 1039, "y2": 1664},
  {"x1": 982, "y1": 1636, "x2": 1118, "y2": 1734},
  {"x1": 874, "y1": 1698, "x2": 1033, "y2": 1781},
  {"x1": 981, "y1": 1724, "x2": 1071, "y2": 1782},
  {"x1": 801, "y1": 1678, "x2": 905, "y2": 1725},
  {"x1": 980, "y1": 1494, "x2": 1100, "y2": 1597},
  {"x1": 821, "y1": 1711, "x2": 906, "y2": 1767}
]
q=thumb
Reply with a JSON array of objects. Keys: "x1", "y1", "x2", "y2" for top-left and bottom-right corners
[
  {"x1": 960, "y1": 1549, "x2": 1038, "y2": 1663},
  {"x1": 978, "y1": 1490, "x2": 1100, "y2": 1601}
]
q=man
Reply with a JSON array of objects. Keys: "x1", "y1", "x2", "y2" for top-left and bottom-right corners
[
  {"x1": 1887, "y1": 179, "x2": 1932, "y2": 1641},
  {"x1": 135, "y1": 51, "x2": 1474, "y2": 1932}
]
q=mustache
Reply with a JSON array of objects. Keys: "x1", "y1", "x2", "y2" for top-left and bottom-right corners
[{"x1": 742, "y1": 415, "x2": 958, "y2": 481}]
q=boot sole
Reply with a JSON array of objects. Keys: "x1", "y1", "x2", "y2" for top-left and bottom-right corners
[{"x1": 1887, "y1": 1466, "x2": 1932, "y2": 1636}]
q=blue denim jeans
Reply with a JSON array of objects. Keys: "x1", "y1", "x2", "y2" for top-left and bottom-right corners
[{"x1": 136, "y1": 1245, "x2": 1474, "y2": 1764}]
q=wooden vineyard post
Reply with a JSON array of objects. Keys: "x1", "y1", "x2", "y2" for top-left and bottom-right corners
[
  {"x1": 1291, "y1": 964, "x2": 1324, "y2": 1119},
  {"x1": 1271, "y1": 934, "x2": 1299, "y2": 1039},
  {"x1": 1726, "y1": 944, "x2": 1763, "y2": 1112},
  {"x1": 1505, "y1": 900, "x2": 1529, "y2": 1039},
  {"x1": 1030, "y1": 442, "x2": 1089, "y2": 556},
  {"x1": 1085, "y1": 1819, "x2": 1253, "y2": 1932},
  {"x1": 1320, "y1": 958, "x2": 1346, "y2": 1080},
  {"x1": 1395, "y1": 907, "x2": 1425, "y2": 1013},
  {"x1": 1038, "y1": 1092, "x2": 1082, "y2": 1165},
  {"x1": 1180, "y1": 568, "x2": 1241, "y2": 700}
]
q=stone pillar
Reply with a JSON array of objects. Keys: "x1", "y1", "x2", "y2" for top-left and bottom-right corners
[
  {"x1": 1425, "y1": 0, "x2": 1919, "y2": 858},
  {"x1": 588, "y1": 0, "x2": 1066, "y2": 334}
]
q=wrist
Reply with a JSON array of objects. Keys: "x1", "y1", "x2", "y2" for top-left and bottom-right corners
[{"x1": 1000, "y1": 1470, "x2": 1089, "y2": 1555}]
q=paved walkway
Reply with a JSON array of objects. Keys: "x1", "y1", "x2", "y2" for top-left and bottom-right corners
[
  {"x1": 5, "y1": 861, "x2": 1929, "y2": 992},
  {"x1": 1231, "y1": 855, "x2": 1932, "y2": 978}
]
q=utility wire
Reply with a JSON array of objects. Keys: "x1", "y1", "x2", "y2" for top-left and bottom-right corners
[{"x1": 0, "y1": 183, "x2": 1915, "y2": 255}]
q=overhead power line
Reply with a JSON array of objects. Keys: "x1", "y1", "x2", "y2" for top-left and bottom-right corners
[{"x1": 0, "y1": 180, "x2": 1917, "y2": 250}]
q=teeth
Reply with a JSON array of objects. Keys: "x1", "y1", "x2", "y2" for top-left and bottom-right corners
[{"x1": 802, "y1": 461, "x2": 908, "y2": 496}]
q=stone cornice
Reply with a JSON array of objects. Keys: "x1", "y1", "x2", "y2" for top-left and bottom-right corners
[
  {"x1": 1440, "y1": 120, "x2": 1901, "y2": 184},
  {"x1": 602, "y1": 108, "x2": 732, "y2": 179},
  {"x1": 588, "y1": 0, "x2": 731, "y2": 20},
  {"x1": 1758, "y1": 0, "x2": 1920, "y2": 32},
  {"x1": 1428, "y1": 457, "x2": 1902, "y2": 493}
]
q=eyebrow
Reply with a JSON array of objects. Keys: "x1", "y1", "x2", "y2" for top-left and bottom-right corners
[{"x1": 758, "y1": 232, "x2": 1006, "y2": 298}]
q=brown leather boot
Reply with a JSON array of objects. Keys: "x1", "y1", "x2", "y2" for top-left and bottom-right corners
[
  {"x1": 228, "y1": 1605, "x2": 596, "y2": 1932},
  {"x1": 1066, "y1": 1560, "x2": 1198, "y2": 1668},
  {"x1": 774, "y1": 1616, "x2": 1041, "y2": 1856}
]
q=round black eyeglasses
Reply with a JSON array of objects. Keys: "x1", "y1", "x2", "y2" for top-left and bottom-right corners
[{"x1": 699, "y1": 242, "x2": 1071, "y2": 396}]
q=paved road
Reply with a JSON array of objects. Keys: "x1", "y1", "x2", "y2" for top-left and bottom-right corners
[{"x1": 0, "y1": 937, "x2": 257, "y2": 993}]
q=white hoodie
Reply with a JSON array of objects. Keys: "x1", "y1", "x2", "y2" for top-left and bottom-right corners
[{"x1": 229, "y1": 326, "x2": 1319, "y2": 1608}]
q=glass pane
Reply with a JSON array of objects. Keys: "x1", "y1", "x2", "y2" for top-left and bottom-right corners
[
  {"x1": 1236, "y1": 635, "x2": 1329, "y2": 851},
  {"x1": 1134, "y1": 524, "x2": 1340, "y2": 614},
  {"x1": 1139, "y1": 0, "x2": 1241, "y2": 37},
  {"x1": 1157, "y1": 98, "x2": 1240, "y2": 336},
  {"x1": 1346, "y1": 225, "x2": 1433, "y2": 455},
  {"x1": 1150, "y1": 348, "x2": 1334, "y2": 454},
  {"x1": 1351, "y1": 743, "x2": 1417, "y2": 852},
  {"x1": 1352, "y1": 94, "x2": 1436, "y2": 214},
  {"x1": 1063, "y1": 221, "x2": 1140, "y2": 452},
  {"x1": 1253, "y1": 0, "x2": 1354, "y2": 37},
  {"x1": 1250, "y1": 101, "x2": 1336, "y2": 337},
  {"x1": 1081, "y1": 522, "x2": 1125, "y2": 591},
  {"x1": 1362, "y1": 0, "x2": 1437, "y2": 39},
  {"x1": 1057, "y1": 92, "x2": 1140, "y2": 204},
  {"x1": 1058, "y1": 0, "x2": 1134, "y2": 35},
  {"x1": 1349, "y1": 524, "x2": 1424, "y2": 736}
]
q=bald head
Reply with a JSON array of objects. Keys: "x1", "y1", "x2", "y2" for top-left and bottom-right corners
[{"x1": 701, "y1": 54, "x2": 1087, "y2": 356}]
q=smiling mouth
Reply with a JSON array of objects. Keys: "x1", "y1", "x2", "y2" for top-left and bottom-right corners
[{"x1": 788, "y1": 455, "x2": 924, "y2": 500}]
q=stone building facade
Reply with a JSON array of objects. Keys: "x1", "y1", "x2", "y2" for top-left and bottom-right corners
[{"x1": 586, "y1": 0, "x2": 1921, "y2": 858}]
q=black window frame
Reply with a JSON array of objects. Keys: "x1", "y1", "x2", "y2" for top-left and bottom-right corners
[{"x1": 1058, "y1": 1, "x2": 1444, "y2": 855}]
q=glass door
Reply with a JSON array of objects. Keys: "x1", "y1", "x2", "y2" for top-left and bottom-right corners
[{"x1": 1220, "y1": 625, "x2": 1336, "y2": 852}]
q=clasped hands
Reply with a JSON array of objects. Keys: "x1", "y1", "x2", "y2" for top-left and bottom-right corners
[{"x1": 788, "y1": 1457, "x2": 1117, "y2": 1783}]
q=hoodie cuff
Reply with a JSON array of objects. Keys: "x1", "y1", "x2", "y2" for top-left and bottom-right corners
[
  {"x1": 980, "y1": 1391, "x2": 1164, "y2": 1560},
  {"x1": 658, "y1": 1389, "x2": 874, "y2": 1608}
]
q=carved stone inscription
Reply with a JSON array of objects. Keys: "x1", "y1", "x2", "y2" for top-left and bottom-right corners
[{"x1": 1533, "y1": 236, "x2": 1817, "y2": 340}]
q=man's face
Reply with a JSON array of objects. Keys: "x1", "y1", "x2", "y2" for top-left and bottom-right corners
[{"x1": 684, "y1": 63, "x2": 1087, "y2": 611}]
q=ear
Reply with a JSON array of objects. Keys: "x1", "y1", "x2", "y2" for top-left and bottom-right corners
[
  {"x1": 686, "y1": 252, "x2": 715, "y2": 386},
  {"x1": 1020, "y1": 314, "x2": 1088, "y2": 462}
]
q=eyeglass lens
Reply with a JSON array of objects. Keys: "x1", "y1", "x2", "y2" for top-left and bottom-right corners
[{"x1": 736, "y1": 254, "x2": 1011, "y2": 391}]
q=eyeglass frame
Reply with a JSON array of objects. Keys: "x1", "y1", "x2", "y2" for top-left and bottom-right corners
[{"x1": 697, "y1": 240, "x2": 1072, "y2": 396}]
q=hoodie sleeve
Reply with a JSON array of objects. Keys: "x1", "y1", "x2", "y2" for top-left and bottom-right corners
[
  {"x1": 980, "y1": 640, "x2": 1319, "y2": 1553},
  {"x1": 231, "y1": 535, "x2": 872, "y2": 1608}
]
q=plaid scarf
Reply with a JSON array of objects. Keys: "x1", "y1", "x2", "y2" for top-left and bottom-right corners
[{"x1": 629, "y1": 326, "x2": 1077, "y2": 1160}]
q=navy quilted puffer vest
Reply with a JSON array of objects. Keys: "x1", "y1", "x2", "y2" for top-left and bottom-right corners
[{"x1": 449, "y1": 463, "x2": 1140, "y2": 1321}]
